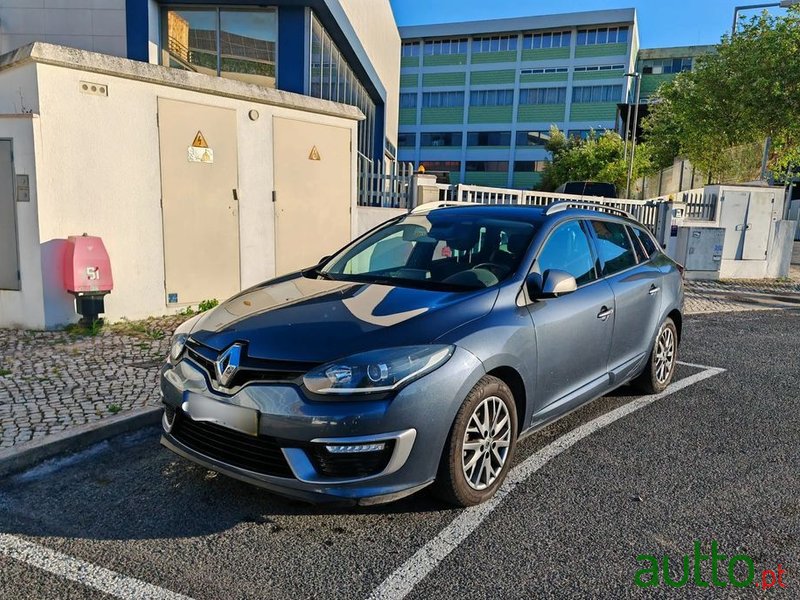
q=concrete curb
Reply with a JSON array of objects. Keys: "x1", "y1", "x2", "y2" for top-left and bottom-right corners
[{"x1": 0, "y1": 405, "x2": 162, "y2": 478}]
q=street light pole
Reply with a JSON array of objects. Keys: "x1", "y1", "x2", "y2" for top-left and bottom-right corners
[{"x1": 625, "y1": 72, "x2": 641, "y2": 199}]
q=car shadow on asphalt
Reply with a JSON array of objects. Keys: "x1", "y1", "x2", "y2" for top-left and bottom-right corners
[{"x1": 0, "y1": 365, "x2": 702, "y2": 542}]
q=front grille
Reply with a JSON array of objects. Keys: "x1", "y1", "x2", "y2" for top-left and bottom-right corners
[
  {"x1": 171, "y1": 412, "x2": 294, "y2": 478},
  {"x1": 306, "y1": 442, "x2": 395, "y2": 478},
  {"x1": 184, "y1": 339, "x2": 315, "y2": 389}
]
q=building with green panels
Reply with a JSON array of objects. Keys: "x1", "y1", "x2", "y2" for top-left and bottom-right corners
[
  {"x1": 636, "y1": 45, "x2": 716, "y2": 100},
  {"x1": 397, "y1": 8, "x2": 639, "y2": 189}
]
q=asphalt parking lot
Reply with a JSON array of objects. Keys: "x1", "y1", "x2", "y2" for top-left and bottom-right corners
[{"x1": 1, "y1": 309, "x2": 798, "y2": 599}]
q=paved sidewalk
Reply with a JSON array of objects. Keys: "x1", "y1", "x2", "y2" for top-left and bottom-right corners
[{"x1": 0, "y1": 317, "x2": 184, "y2": 450}]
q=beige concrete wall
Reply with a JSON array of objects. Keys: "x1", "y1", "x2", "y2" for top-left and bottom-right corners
[
  {"x1": 338, "y1": 0, "x2": 400, "y2": 151},
  {"x1": 356, "y1": 206, "x2": 405, "y2": 236},
  {"x1": 0, "y1": 45, "x2": 361, "y2": 328},
  {"x1": 0, "y1": 0, "x2": 127, "y2": 57}
]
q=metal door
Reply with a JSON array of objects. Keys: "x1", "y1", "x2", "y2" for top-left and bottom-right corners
[
  {"x1": 273, "y1": 117, "x2": 352, "y2": 275},
  {"x1": 0, "y1": 140, "x2": 20, "y2": 290},
  {"x1": 718, "y1": 190, "x2": 750, "y2": 260},
  {"x1": 157, "y1": 99, "x2": 240, "y2": 306},
  {"x1": 742, "y1": 192, "x2": 775, "y2": 260}
]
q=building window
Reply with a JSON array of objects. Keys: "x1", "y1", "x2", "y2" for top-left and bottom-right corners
[
  {"x1": 469, "y1": 89, "x2": 514, "y2": 107},
  {"x1": 576, "y1": 26, "x2": 629, "y2": 46},
  {"x1": 423, "y1": 38, "x2": 468, "y2": 56},
  {"x1": 467, "y1": 131, "x2": 511, "y2": 147},
  {"x1": 572, "y1": 84, "x2": 623, "y2": 103},
  {"x1": 520, "y1": 67, "x2": 568, "y2": 74},
  {"x1": 514, "y1": 161, "x2": 546, "y2": 172},
  {"x1": 420, "y1": 132, "x2": 462, "y2": 147},
  {"x1": 568, "y1": 129, "x2": 597, "y2": 140},
  {"x1": 574, "y1": 64, "x2": 625, "y2": 72},
  {"x1": 422, "y1": 91, "x2": 465, "y2": 108},
  {"x1": 640, "y1": 57, "x2": 693, "y2": 75},
  {"x1": 398, "y1": 132, "x2": 416, "y2": 147},
  {"x1": 400, "y1": 93, "x2": 418, "y2": 108},
  {"x1": 472, "y1": 35, "x2": 518, "y2": 53},
  {"x1": 162, "y1": 8, "x2": 277, "y2": 88},
  {"x1": 402, "y1": 42, "x2": 421, "y2": 57},
  {"x1": 518, "y1": 87, "x2": 567, "y2": 105},
  {"x1": 522, "y1": 31, "x2": 571, "y2": 49},
  {"x1": 309, "y1": 13, "x2": 375, "y2": 159},
  {"x1": 466, "y1": 161, "x2": 509, "y2": 172},
  {"x1": 515, "y1": 130, "x2": 550, "y2": 146},
  {"x1": 420, "y1": 160, "x2": 461, "y2": 172}
]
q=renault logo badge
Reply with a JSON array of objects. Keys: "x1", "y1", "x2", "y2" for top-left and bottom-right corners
[{"x1": 215, "y1": 343, "x2": 243, "y2": 387}]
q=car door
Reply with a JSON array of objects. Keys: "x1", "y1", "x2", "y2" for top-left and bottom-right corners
[
  {"x1": 526, "y1": 219, "x2": 616, "y2": 418},
  {"x1": 588, "y1": 219, "x2": 664, "y2": 383}
]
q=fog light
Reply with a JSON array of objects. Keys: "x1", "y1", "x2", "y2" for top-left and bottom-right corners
[{"x1": 325, "y1": 443, "x2": 386, "y2": 454}]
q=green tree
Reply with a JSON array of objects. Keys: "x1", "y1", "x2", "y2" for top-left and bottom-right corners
[
  {"x1": 643, "y1": 7, "x2": 800, "y2": 181},
  {"x1": 540, "y1": 126, "x2": 653, "y2": 196}
]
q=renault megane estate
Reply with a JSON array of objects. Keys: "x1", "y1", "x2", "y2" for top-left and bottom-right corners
[{"x1": 159, "y1": 201, "x2": 683, "y2": 506}]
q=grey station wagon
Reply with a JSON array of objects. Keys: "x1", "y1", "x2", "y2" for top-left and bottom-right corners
[{"x1": 160, "y1": 201, "x2": 684, "y2": 506}]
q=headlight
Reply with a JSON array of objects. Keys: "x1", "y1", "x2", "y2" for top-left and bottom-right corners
[
  {"x1": 303, "y1": 345, "x2": 454, "y2": 395},
  {"x1": 169, "y1": 333, "x2": 188, "y2": 362}
]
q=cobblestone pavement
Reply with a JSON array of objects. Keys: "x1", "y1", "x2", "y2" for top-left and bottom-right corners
[{"x1": 0, "y1": 316, "x2": 186, "y2": 450}]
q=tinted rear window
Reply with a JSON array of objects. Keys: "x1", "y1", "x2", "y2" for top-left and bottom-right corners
[{"x1": 632, "y1": 226, "x2": 659, "y2": 257}]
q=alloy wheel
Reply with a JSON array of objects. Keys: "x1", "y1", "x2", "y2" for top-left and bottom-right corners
[
  {"x1": 461, "y1": 396, "x2": 512, "y2": 490},
  {"x1": 654, "y1": 324, "x2": 676, "y2": 384}
]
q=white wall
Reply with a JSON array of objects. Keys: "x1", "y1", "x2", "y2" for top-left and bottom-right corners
[
  {"x1": 0, "y1": 0, "x2": 127, "y2": 57},
  {"x1": 356, "y1": 206, "x2": 405, "y2": 236},
  {"x1": 338, "y1": 0, "x2": 400, "y2": 149},
  {"x1": 0, "y1": 45, "x2": 361, "y2": 328},
  {"x1": 0, "y1": 111, "x2": 46, "y2": 329}
]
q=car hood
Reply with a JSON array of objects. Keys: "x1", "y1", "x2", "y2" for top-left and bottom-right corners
[{"x1": 188, "y1": 274, "x2": 498, "y2": 363}]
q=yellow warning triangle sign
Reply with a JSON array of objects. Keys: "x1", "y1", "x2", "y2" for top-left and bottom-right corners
[
  {"x1": 192, "y1": 131, "x2": 209, "y2": 148},
  {"x1": 309, "y1": 146, "x2": 321, "y2": 161}
]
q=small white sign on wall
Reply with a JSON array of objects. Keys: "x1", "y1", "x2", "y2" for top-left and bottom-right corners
[{"x1": 187, "y1": 130, "x2": 213, "y2": 163}]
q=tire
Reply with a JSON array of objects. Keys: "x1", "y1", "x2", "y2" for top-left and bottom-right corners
[
  {"x1": 433, "y1": 375, "x2": 518, "y2": 507},
  {"x1": 633, "y1": 317, "x2": 678, "y2": 395}
]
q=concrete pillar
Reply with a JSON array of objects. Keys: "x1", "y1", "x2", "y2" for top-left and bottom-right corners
[{"x1": 412, "y1": 173, "x2": 441, "y2": 208}]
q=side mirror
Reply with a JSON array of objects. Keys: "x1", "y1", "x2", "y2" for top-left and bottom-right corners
[{"x1": 528, "y1": 270, "x2": 577, "y2": 299}]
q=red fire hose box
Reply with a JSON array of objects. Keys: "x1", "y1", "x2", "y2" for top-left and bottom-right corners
[{"x1": 62, "y1": 234, "x2": 113, "y2": 324}]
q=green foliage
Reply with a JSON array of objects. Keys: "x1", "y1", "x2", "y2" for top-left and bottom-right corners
[
  {"x1": 539, "y1": 126, "x2": 654, "y2": 195},
  {"x1": 198, "y1": 299, "x2": 219, "y2": 312},
  {"x1": 108, "y1": 404, "x2": 122, "y2": 414},
  {"x1": 0, "y1": 368, "x2": 11, "y2": 377},
  {"x1": 643, "y1": 7, "x2": 800, "y2": 181},
  {"x1": 178, "y1": 299, "x2": 218, "y2": 317},
  {"x1": 65, "y1": 319, "x2": 104, "y2": 337}
]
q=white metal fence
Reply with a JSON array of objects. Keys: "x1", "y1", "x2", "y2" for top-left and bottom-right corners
[{"x1": 357, "y1": 157, "x2": 415, "y2": 208}]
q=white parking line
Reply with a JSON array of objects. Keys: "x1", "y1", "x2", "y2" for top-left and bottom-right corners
[
  {"x1": 0, "y1": 533, "x2": 195, "y2": 600},
  {"x1": 368, "y1": 363, "x2": 726, "y2": 600}
]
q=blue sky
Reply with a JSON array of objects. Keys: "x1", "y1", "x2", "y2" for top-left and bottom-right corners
[{"x1": 389, "y1": 0, "x2": 790, "y2": 48}]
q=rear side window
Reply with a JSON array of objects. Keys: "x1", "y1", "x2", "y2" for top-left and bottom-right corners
[
  {"x1": 536, "y1": 221, "x2": 597, "y2": 286},
  {"x1": 632, "y1": 226, "x2": 659, "y2": 257},
  {"x1": 590, "y1": 220, "x2": 637, "y2": 276}
]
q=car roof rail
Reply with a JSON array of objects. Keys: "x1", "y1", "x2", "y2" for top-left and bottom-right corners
[
  {"x1": 544, "y1": 200, "x2": 633, "y2": 220},
  {"x1": 410, "y1": 201, "x2": 480, "y2": 214}
]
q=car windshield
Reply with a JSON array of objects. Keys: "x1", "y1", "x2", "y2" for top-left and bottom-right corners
[{"x1": 314, "y1": 212, "x2": 537, "y2": 291}]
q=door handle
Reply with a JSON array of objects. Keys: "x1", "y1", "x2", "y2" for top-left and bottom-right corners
[
  {"x1": 597, "y1": 306, "x2": 614, "y2": 321},
  {"x1": 649, "y1": 285, "x2": 660, "y2": 296}
]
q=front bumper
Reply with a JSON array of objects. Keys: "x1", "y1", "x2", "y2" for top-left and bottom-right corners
[{"x1": 159, "y1": 346, "x2": 483, "y2": 505}]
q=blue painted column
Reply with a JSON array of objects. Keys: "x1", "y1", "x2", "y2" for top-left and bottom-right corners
[
  {"x1": 277, "y1": 6, "x2": 308, "y2": 94},
  {"x1": 125, "y1": 0, "x2": 150, "y2": 62}
]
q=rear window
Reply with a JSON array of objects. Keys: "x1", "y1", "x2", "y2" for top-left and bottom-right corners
[{"x1": 590, "y1": 220, "x2": 637, "y2": 276}]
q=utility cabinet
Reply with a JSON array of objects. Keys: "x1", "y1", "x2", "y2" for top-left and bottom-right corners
[
  {"x1": 716, "y1": 188, "x2": 783, "y2": 260},
  {"x1": 674, "y1": 227, "x2": 725, "y2": 278}
]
